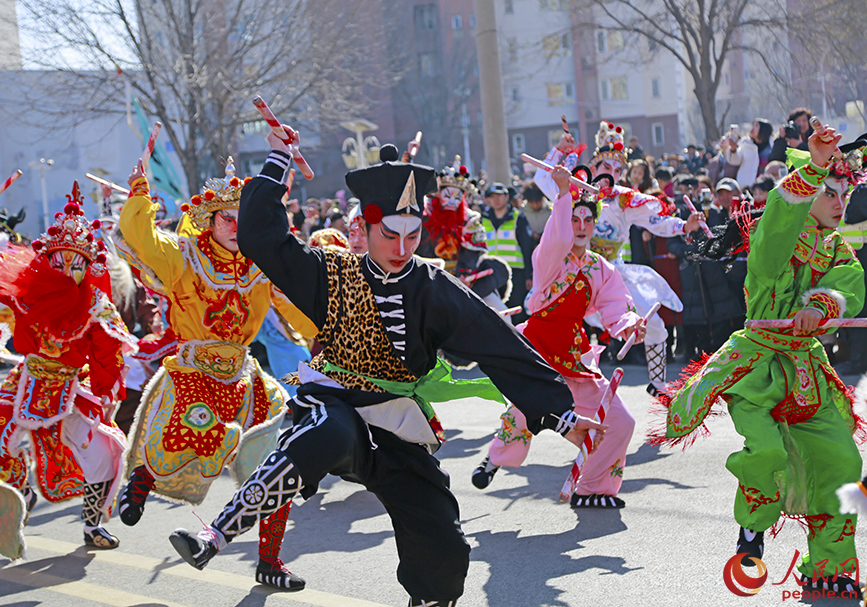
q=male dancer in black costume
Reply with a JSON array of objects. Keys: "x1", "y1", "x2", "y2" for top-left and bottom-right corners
[{"x1": 170, "y1": 132, "x2": 604, "y2": 607}]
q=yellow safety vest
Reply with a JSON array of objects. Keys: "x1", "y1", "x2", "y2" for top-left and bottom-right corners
[
  {"x1": 838, "y1": 221, "x2": 867, "y2": 250},
  {"x1": 481, "y1": 214, "x2": 524, "y2": 269}
]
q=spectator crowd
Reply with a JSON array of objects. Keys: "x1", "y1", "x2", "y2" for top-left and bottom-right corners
[{"x1": 280, "y1": 106, "x2": 867, "y2": 374}]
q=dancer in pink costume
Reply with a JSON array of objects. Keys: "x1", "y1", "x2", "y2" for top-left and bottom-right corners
[{"x1": 473, "y1": 165, "x2": 645, "y2": 507}]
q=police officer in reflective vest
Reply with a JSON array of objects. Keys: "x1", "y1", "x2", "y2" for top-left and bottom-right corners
[{"x1": 481, "y1": 182, "x2": 533, "y2": 323}]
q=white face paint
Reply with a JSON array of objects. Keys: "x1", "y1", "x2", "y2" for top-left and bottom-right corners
[
  {"x1": 440, "y1": 186, "x2": 464, "y2": 211},
  {"x1": 571, "y1": 205, "x2": 596, "y2": 248},
  {"x1": 381, "y1": 215, "x2": 423, "y2": 257}
]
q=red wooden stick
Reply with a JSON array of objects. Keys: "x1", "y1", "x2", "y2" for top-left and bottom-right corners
[
  {"x1": 809, "y1": 116, "x2": 835, "y2": 144},
  {"x1": 252, "y1": 95, "x2": 314, "y2": 180},
  {"x1": 0, "y1": 169, "x2": 22, "y2": 196},
  {"x1": 141, "y1": 122, "x2": 162, "y2": 169},
  {"x1": 460, "y1": 268, "x2": 493, "y2": 285},
  {"x1": 745, "y1": 318, "x2": 867, "y2": 329},
  {"x1": 616, "y1": 301, "x2": 661, "y2": 360},
  {"x1": 559, "y1": 368, "x2": 624, "y2": 503},
  {"x1": 683, "y1": 195, "x2": 714, "y2": 239},
  {"x1": 521, "y1": 153, "x2": 598, "y2": 194},
  {"x1": 86, "y1": 172, "x2": 130, "y2": 195}
]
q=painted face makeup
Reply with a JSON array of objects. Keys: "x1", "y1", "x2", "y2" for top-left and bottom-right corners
[
  {"x1": 212, "y1": 209, "x2": 240, "y2": 252},
  {"x1": 440, "y1": 186, "x2": 464, "y2": 211},
  {"x1": 571, "y1": 205, "x2": 596, "y2": 247},
  {"x1": 810, "y1": 176, "x2": 848, "y2": 229},
  {"x1": 49, "y1": 250, "x2": 88, "y2": 284},
  {"x1": 572, "y1": 205, "x2": 595, "y2": 230},
  {"x1": 600, "y1": 160, "x2": 623, "y2": 183},
  {"x1": 382, "y1": 215, "x2": 421, "y2": 261}
]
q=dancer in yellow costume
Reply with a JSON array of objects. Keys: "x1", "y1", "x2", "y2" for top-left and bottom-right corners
[{"x1": 115, "y1": 158, "x2": 316, "y2": 589}]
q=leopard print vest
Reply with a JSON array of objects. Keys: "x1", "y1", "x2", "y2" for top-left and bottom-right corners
[{"x1": 309, "y1": 251, "x2": 419, "y2": 392}]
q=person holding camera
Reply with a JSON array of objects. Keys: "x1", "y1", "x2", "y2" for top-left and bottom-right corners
[
  {"x1": 769, "y1": 121, "x2": 806, "y2": 163},
  {"x1": 724, "y1": 119, "x2": 773, "y2": 189}
]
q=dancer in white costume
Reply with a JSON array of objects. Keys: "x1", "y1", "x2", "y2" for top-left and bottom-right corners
[{"x1": 534, "y1": 122, "x2": 702, "y2": 394}]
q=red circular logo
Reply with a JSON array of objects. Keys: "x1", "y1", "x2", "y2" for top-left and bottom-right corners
[{"x1": 723, "y1": 553, "x2": 768, "y2": 596}]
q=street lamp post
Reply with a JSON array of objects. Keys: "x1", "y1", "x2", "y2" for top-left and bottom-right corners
[
  {"x1": 460, "y1": 104, "x2": 473, "y2": 176},
  {"x1": 341, "y1": 120, "x2": 380, "y2": 170},
  {"x1": 28, "y1": 157, "x2": 54, "y2": 232}
]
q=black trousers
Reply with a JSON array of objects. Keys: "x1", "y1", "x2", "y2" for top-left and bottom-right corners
[
  {"x1": 504, "y1": 266, "x2": 528, "y2": 324},
  {"x1": 241, "y1": 391, "x2": 471, "y2": 601}
]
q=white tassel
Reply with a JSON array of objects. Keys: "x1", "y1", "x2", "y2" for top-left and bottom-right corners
[{"x1": 836, "y1": 482, "x2": 867, "y2": 515}]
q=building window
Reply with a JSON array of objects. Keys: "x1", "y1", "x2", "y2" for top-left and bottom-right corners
[
  {"x1": 547, "y1": 83, "x2": 564, "y2": 105},
  {"x1": 601, "y1": 76, "x2": 628, "y2": 101},
  {"x1": 543, "y1": 32, "x2": 571, "y2": 58},
  {"x1": 505, "y1": 0, "x2": 513, "y2": 14},
  {"x1": 546, "y1": 82, "x2": 575, "y2": 106},
  {"x1": 652, "y1": 123, "x2": 665, "y2": 146},
  {"x1": 548, "y1": 129, "x2": 565, "y2": 149},
  {"x1": 725, "y1": 72, "x2": 730, "y2": 85},
  {"x1": 511, "y1": 87, "x2": 520, "y2": 102},
  {"x1": 452, "y1": 15, "x2": 462, "y2": 29},
  {"x1": 512, "y1": 133, "x2": 526, "y2": 154},
  {"x1": 596, "y1": 31, "x2": 606, "y2": 53},
  {"x1": 470, "y1": 13, "x2": 476, "y2": 27},
  {"x1": 651, "y1": 78, "x2": 660, "y2": 98},
  {"x1": 419, "y1": 52, "x2": 439, "y2": 76},
  {"x1": 507, "y1": 37, "x2": 518, "y2": 62},
  {"x1": 414, "y1": 4, "x2": 438, "y2": 30},
  {"x1": 597, "y1": 29, "x2": 624, "y2": 53}
]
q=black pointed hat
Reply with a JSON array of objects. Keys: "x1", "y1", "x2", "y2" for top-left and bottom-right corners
[{"x1": 345, "y1": 144, "x2": 436, "y2": 225}]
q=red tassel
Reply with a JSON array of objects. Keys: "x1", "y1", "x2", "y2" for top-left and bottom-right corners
[
  {"x1": 645, "y1": 352, "x2": 726, "y2": 450},
  {"x1": 769, "y1": 513, "x2": 834, "y2": 541}
]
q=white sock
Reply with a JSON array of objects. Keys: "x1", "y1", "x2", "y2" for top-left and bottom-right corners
[{"x1": 199, "y1": 526, "x2": 228, "y2": 550}]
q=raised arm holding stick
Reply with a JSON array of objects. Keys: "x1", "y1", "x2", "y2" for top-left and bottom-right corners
[{"x1": 652, "y1": 123, "x2": 867, "y2": 597}]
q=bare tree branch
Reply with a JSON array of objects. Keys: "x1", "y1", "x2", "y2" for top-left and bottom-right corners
[{"x1": 16, "y1": 0, "x2": 390, "y2": 193}]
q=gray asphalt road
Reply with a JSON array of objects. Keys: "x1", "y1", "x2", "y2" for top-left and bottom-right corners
[{"x1": 2, "y1": 362, "x2": 867, "y2": 607}]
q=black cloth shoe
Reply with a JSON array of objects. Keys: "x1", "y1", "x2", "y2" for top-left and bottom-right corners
[
  {"x1": 256, "y1": 557, "x2": 305, "y2": 591},
  {"x1": 409, "y1": 600, "x2": 458, "y2": 606},
  {"x1": 22, "y1": 486, "x2": 37, "y2": 526},
  {"x1": 646, "y1": 383, "x2": 663, "y2": 398},
  {"x1": 170, "y1": 528, "x2": 220, "y2": 570},
  {"x1": 84, "y1": 526, "x2": 119, "y2": 549},
  {"x1": 119, "y1": 466, "x2": 154, "y2": 527},
  {"x1": 471, "y1": 456, "x2": 498, "y2": 489},
  {"x1": 800, "y1": 574, "x2": 863, "y2": 599},
  {"x1": 736, "y1": 527, "x2": 763, "y2": 567},
  {"x1": 570, "y1": 493, "x2": 625, "y2": 508}
]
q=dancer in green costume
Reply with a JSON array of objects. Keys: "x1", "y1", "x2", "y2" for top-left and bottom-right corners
[{"x1": 654, "y1": 126, "x2": 867, "y2": 596}]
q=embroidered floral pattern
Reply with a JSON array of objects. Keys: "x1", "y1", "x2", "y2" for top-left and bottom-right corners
[
  {"x1": 495, "y1": 407, "x2": 533, "y2": 446},
  {"x1": 832, "y1": 518, "x2": 855, "y2": 543},
  {"x1": 739, "y1": 483, "x2": 781, "y2": 514}
]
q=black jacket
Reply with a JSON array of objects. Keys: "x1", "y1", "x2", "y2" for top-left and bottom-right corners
[{"x1": 668, "y1": 207, "x2": 746, "y2": 325}]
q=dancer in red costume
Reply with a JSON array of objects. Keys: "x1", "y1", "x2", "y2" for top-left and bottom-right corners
[{"x1": 0, "y1": 183, "x2": 135, "y2": 559}]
